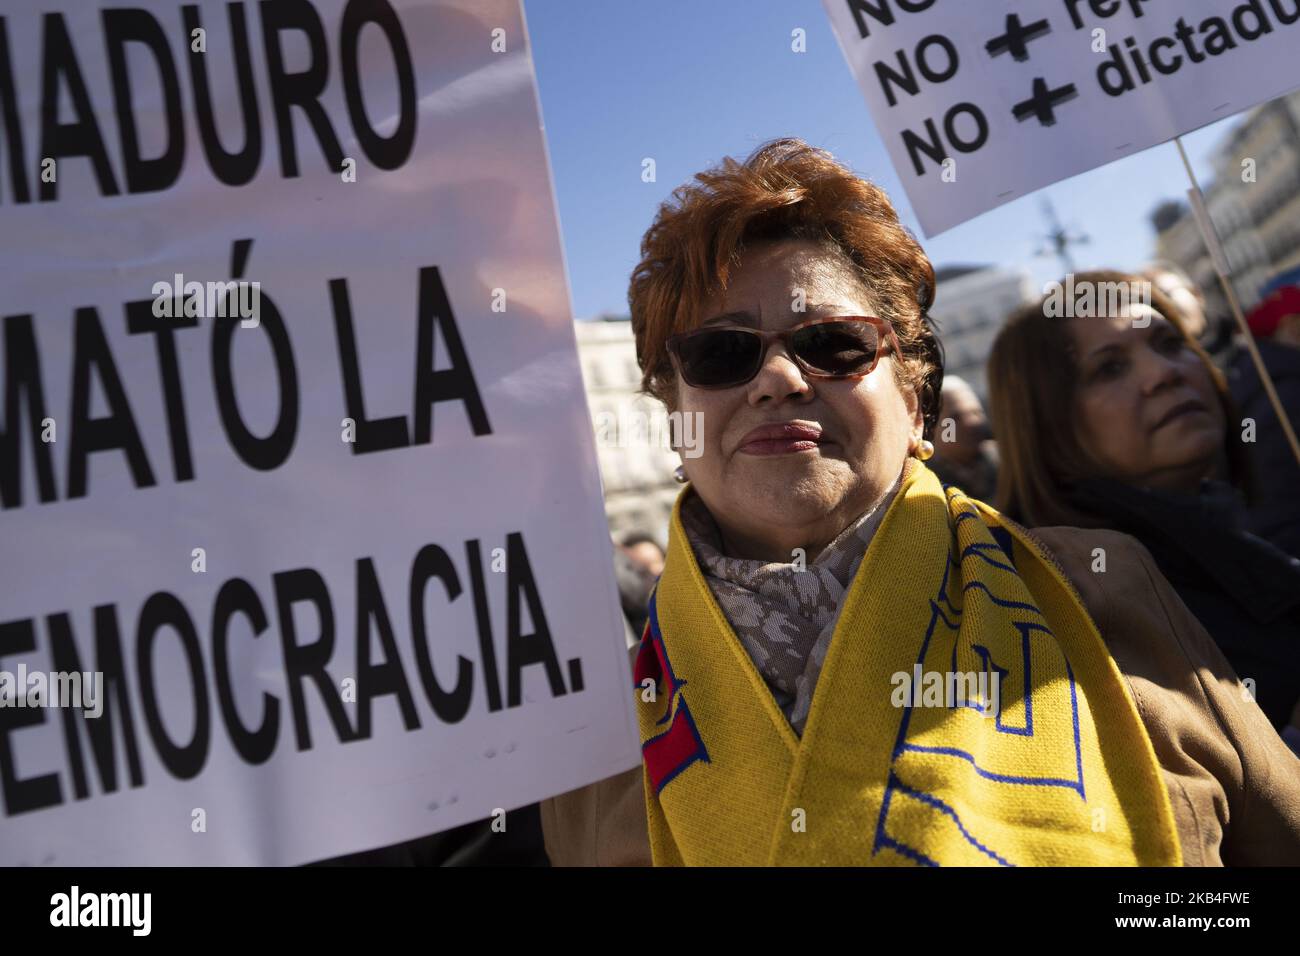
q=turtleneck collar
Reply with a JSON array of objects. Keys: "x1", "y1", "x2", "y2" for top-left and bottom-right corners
[{"x1": 1069, "y1": 475, "x2": 1300, "y2": 623}]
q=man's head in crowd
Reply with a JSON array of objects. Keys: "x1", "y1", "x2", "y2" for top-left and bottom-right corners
[
  {"x1": 621, "y1": 533, "x2": 665, "y2": 579},
  {"x1": 934, "y1": 375, "x2": 992, "y2": 467}
]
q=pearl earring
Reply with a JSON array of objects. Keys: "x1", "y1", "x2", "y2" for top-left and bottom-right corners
[
  {"x1": 914, "y1": 439, "x2": 935, "y2": 461},
  {"x1": 673, "y1": 465, "x2": 688, "y2": 483}
]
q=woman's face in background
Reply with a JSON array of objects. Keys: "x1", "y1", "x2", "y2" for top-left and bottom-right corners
[
  {"x1": 1070, "y1": 308, "x2": 1225, "y2": 493},
  {"x1": 673, "y1": 239, "x2": 923, "y2": 563}
]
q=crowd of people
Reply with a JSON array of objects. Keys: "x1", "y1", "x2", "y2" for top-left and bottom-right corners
[
  {"x1": 550, "y1": 138, "x2": 1300, "y2": 866},
  {"x1": 323, "y1": 136, "x2": 1300, "y2": 866}
]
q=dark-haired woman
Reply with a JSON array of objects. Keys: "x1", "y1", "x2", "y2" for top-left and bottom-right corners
[{"x1": 988, "y1": 270, "x2": 1300, "y2": 747}]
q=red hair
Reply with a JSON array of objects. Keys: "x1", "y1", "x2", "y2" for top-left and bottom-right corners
[{"x1": 628, "y1": 138, "x2": 943, "y2": 437}]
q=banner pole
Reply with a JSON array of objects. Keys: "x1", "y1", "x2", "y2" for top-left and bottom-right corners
[{"x1": 1173, "y1": 136, "x2": 1300, "y2": 473}]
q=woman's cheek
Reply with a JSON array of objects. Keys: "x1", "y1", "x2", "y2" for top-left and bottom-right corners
[
  {"x1": 698, "y1": 402, "x2": 730, "y2": 473},
  {"x1": 1079, "y1": 394, "x2": 1107, "y2": 444},
  {"x1": 1192, "y1": 365, "x2": 1222, "y2": 414},
  {"x1": 1080, "y1": 395, "x2": 1125, "y2": 467}
]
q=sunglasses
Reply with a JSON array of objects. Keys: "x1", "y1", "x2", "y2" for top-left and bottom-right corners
[{"x1": 666, "y1": 316, "x2": 901, "y2": 389}]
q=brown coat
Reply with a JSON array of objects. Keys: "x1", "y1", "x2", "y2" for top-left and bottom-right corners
[{"x1": 541, "y1": 527, "x2": 1300, "y2": 866}]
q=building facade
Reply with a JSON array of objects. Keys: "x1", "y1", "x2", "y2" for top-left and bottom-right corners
[
  {"x1": 1152, "y1": 90, "x2": 1300, "y2": 321},
  {"x1": 930, "y1": 264, "x2": 1037, "y2": 403},
  {"x1": 573, "y1": 316, "x2": 679, "y2": 548}
]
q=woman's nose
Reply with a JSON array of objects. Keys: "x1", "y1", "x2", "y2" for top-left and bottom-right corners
[
  {"x1": 1139, "y1": 348, "x2": 1185, "y2": 394},
  {"x1": 748, "y1": 341, "x2": 812, "y2": 403}
]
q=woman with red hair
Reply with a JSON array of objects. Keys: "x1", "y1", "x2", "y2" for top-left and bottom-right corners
[{"x1": 542, "y1": 140, "x2": 1300, "y2": 866}]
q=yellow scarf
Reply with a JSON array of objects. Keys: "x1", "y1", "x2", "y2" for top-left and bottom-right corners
[{"x1": 634, "y1": 462, "x2": 1181, "y2": 866}]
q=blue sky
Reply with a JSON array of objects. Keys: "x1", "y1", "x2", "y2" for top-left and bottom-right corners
[{"x1": 525, "y1": 0, "x2": 1240, "y2": 320}]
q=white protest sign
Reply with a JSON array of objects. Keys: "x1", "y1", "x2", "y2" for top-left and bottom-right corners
[
  {"x1": 0, "y1": 0, "x2": 640, "y2": 865},
  {"x1": 822, "y1": 0, "x2": 1300, "y2": 236}
]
